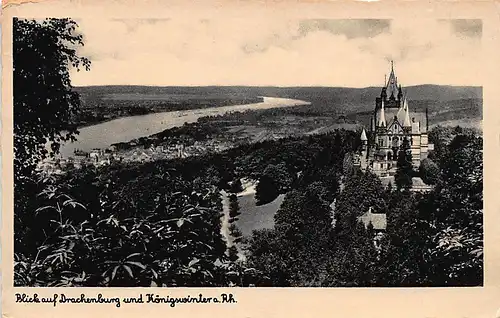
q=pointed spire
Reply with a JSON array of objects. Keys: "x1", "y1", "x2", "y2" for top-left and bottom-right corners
[
  {"x1": 397, "y1": 84, "x2": 403, "y2": 100},
  {"x1": 386, "y1": 61, "x2": 398, "y2": 98},
  {"x1": 360, "y1": 128, "x2": 368, "y2": 141},
  {"x1": 403, "y1": 99, "x2": 411, "y2": 127},
  {"x1": 378, "y1": 100, "x2": 386, "y2": 127}
]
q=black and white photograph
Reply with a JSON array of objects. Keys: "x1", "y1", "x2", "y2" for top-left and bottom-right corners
[{"x1": 13, "y1": 15, "x2": 483, "y2": 287}]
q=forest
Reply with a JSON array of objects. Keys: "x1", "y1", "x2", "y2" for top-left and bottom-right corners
[{"x1": 13, "y1": 18, "x2": 483, "y2": 287}]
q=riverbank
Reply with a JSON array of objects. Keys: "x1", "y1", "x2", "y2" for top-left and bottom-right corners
[
  {"x1": 59, "y1": 96, "x2": 310, "y2": 158},
  {"x1": 76, "y1": 96, "x2": 265, "y2": 128}
]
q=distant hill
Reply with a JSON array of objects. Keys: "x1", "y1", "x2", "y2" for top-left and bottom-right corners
[{"x1": 74, "y1": 84, "x2": 482, "y2": 120}]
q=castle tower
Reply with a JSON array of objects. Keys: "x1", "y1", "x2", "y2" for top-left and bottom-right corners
[
  {"x1": 403, "y1": 100, "x2": 411, "y2": 128},
  {"x1": 359, "y1": 128, "x2": 369, "y2": 169},
  {"x1": 386, "y1": 61, "x2": 398, "y2": 101},
  {"x1": 361, "y1": 61, "x2": 434, "y2": 177},
  {"x1": 360, "y1": 128, "x2": 368, "y2": 150},
  {"x1": 377, "y1": 100, "x2": 387, "y2": 127},
  {"x1": 376, "y1": 60, "x2": 403, "y2": 109}
]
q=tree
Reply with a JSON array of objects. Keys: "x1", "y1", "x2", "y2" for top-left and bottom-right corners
[
  {"x1": 229, "y1": 178, "x2": 243, "y2": 193},
  {"x1": 228, "y1": 193, "x2": 240, "y2": 219},
  {"x1": 427, "y1": 126, "x2": 453, "y2": 163},
  {"x1": 425, "y1": 133, "x2": 483, "y2": 285},
  {"x1": 342, "y1": 152, "x2": 355, "y2": 177},
  {"x1": 13, "y1": 18, "x2": 91, "y2": 256},
  {"x1": 229, "y1": 223, "x2": 243, "y2": 243},
  {"x1": 255, "y1": 174, "x2": 279, "y2": 205},
  {"x1": 14, "y1": 18, "x2": 91, "y2": 185},
  {"x1": 435, "y1": 133, "x2": 482, "y2": 227},
  {"x1": 419, "y1": 158, "x2": 439, "y2": 185},
  {"x1": 274, "y1": 188, "x2": 334, "y2": 284},
  {"x1": 325, "y1": 227, "x2": 381, "y2": 287},
  {"x1": 335, "y1": 170, "x2": 386, "y2": 238},
  {"x1": 395, "y1": 137, "x2": 413, "y2": 190},
  {"x1": 263, "y1": 163, "x2": 293, "y2": 192},
  {"x1": 246, "y1": 229, "x2": 292, "y2": 286},
  {"x1": 386, "y1": 181, "x2": 394, "y2": 193},
  {"x1": 247, "y1": 186, "x2": 336, "y2": 286},
  {"x1": 15, "y1": 161, "x2": 231, "y2": 287},
  {"x1": 227, "y1": 245, "x2": 239, "y2": 262}
]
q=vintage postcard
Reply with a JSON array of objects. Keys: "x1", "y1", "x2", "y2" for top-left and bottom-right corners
[{"x1": 2, "y1": 0, "x2": 500, "y2": 317}]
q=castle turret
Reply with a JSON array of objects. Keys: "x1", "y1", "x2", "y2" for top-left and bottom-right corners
[
  {"x1": 403, "y1": 99, "x2": 412, "y2": 128},
  {"x1": 360, "y1": 128, "x2": 368, "y2": 146},
  {"x1": 377, "y1": 100, "x2": 386, "y2": 127},
  {"x1": 386, "y1": 61, "x2": 398, "y2": 101},
  {"x1": 360, "y1": 128, "x2": 368, "y2": 141},
  {"x1": 360, "y1": 128, "x2": 369, "y2": 162}
]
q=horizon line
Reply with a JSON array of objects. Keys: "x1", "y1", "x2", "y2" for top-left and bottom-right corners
[{"x1": 73, "y1": 84, "x2": 483, "y2": 89}]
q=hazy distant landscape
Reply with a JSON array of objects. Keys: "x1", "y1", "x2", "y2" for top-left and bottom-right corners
[
  {"x1": 76, "y1": 84, "x2": 482, "y2": 119},
  {"x1": 74, "y1": 85, "x2": 482, "y2": 138}
]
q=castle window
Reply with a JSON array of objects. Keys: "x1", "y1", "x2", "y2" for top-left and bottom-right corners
[{"x1": 392, "y1": 136, "x2": 399, "y2": 147}]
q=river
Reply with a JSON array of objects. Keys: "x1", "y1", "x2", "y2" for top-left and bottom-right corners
[{"x1": 59, "y1": 96, "x2": 310, "y2": 157}]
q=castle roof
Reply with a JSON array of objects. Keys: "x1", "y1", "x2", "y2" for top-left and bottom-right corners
[
  {"x1": 383, "y1": 108, "x2": 428, "y2": 133},
  {"x1": 360, "y1": 128, "x2": 368, "y2": 141},
  {"x1": 403, "y1": 98, "x2": 411, "y2": 127},
  {"x1": 386, "y1": 62, "x2": 399, "y2": 99},
  {"x1": 396, "y1": 96, "x2": 407, "y2": 122},
  {"x1": 375, "y1": 63, "x2": 428, "y2": 133},
  {"x1": 377, "y1": 100, "x2": 387, "y2": 127}
]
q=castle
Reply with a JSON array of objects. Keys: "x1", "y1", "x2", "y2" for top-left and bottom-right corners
[{"x1": 354, "y1": 62, "x2": 434, "y2": 177}]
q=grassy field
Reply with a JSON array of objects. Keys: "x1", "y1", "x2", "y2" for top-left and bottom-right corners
[{"x1": 235, "y1": 186, "x2": 285, "y2": 237}]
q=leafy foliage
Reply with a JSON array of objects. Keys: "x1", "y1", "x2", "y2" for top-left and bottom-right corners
[
  {"x1": 395, "y1": 137, "x2": 413, "y2": 190},
  {"x1": 15, "y1": 164, "x2": 235, "y2": 286},
  {"x1": 419, "y1": 158, "x2": 440, "y2": 185},
  {"x1": 245, "y1": 127, "x2": 482, "y2": 287},
  {"x1": 14, "y1": 18, "x2": 90, "y2": 186}
]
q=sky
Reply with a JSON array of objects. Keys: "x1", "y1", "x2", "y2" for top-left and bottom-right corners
[{"x1": 70, "y1": 18, "x2": 482, "y2": 87}]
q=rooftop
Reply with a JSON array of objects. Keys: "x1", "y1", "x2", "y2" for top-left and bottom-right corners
[{"x1": 357, "y1": 207, "x2": 387, "y2": 231}]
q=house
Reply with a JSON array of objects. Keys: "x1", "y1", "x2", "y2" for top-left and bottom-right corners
[
  {"x1": 358, "y1": 207, "x2": 387, "y2": 250},
  {"x1": 410, "y1": 177, "x2": 433, "y2": 193}
]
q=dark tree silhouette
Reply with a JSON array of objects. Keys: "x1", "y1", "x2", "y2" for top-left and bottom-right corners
[
  {"x1": 395, "y1": 137, "x2": 413, "y2": 190},
  {"x1": 255, "y1": 174, "x2": 279, "y2": 205},
  {"x1": 13, "y1": 18, "x2": 91, "y2": 255},
  {"x1": 229, "y1": 178, "x2": 243, "y2": 193},
  {"x1": 228, "y1": 245, "x2": 239, "y2": 262},
  {"x1": 14, "y1": 18, "x2": 91, "y2": 184},
  {"x1": 228, "y1": 193, "x2": 240, "y2": 219},
  {"x1": 419, "y1": 158, "x2": 439, "y2": 185}
]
